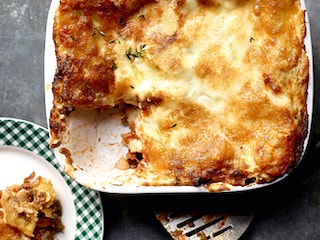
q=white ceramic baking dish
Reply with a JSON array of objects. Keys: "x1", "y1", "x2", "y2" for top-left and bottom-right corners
[{"x1": 44, "y1": 0, "x2": 313, "y2": 193}]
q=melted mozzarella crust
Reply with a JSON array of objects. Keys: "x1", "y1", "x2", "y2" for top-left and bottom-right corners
[{"x1": 51, "y1": 0, "x2": 308, "y2": 189}]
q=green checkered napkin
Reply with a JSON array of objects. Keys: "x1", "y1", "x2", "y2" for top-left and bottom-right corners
[{"x1": 0, "y1": 118, "x2": 104, "y2": 240}]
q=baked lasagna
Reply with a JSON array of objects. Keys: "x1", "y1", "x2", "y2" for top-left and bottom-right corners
[
  {"x1": 0, "y1": 172, "x2": 64, "y2": 239},
  {"x1": 49, "y1": 0, "x2": 309, "y2": 191}
]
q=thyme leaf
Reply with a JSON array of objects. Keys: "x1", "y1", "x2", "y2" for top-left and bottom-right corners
[
  {"x1": 125, "y1": 44, "x2": 146, "y2": 62},
  {"x1": 118, "y1": 32, "x2": 126, "y2": 41},
  {"x1": 70, "y1": 36, "x2": 77, "y2": 41},
  {"x1": 112, "y1": 60, "x2": 117, "y2": 71},
  {"x1": 92, "y1": 25, "x2": 105, "y2": 36}
]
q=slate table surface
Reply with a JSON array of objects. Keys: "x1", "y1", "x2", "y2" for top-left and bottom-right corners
[{"x1": 0, "y1": 0, "x2": 319, "y2": 239}]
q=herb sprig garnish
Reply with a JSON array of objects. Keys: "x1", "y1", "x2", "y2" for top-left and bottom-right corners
[
  {"x1": 86, "y1": 23, "x2": 106, "y2": 37},
  {"x1": 92, "y1": 26, "x2": 106, "y2": 36},
  {"x1": 125, "y1": 44, "x2": 146, "y2": 62}
]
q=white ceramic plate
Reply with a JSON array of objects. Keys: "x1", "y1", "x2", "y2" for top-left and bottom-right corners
[
  {"x1": 0, "y1": 118, "x2": 104, "y2": 239},
  {"x1": 44, "y1": 0, "x2": 313, "y2": 193}
]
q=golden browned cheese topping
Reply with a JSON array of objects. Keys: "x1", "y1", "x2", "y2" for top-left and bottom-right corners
[{"x1": 50, "y1": 0, "x2": 309, "y2": 189}]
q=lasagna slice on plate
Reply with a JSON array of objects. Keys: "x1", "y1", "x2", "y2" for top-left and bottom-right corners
[{"x1": 0, "y1": 172, "x2": 64, "y2": 239}]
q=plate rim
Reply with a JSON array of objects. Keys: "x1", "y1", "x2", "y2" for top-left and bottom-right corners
[{"x1": 0, "y1": 117, "x2": 104, "y2": 240}]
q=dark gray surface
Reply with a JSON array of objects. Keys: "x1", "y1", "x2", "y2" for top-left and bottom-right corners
[{"x1": 0, "y1": 0, "x2": 319, "y2": 239}]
